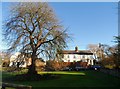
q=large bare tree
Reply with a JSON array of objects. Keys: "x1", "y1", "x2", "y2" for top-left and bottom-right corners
[{"x1": 3, "y1": 2, "x2": 69, "y2": 74}]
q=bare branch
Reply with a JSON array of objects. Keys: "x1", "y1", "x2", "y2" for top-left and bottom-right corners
[{"x1": 3, "y1": 2, "x2": 70, "y2": 74}]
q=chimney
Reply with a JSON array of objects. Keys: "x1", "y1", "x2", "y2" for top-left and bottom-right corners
[{"x1": 75, "y1": 46, "x2": 78, "y2": 52}]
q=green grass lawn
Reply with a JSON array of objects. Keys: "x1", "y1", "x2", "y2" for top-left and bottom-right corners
[{"x1": 2, "y1": 70, "x2": 120, "y2": 88}]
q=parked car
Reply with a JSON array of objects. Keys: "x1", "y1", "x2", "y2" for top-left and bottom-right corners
[
  {"x1": 89, "y1": 65, "x2": 101, "y2": 70},
  {"x1": 63, "y1": 67, "x2": 72, "y2": 71},
  {"x1": 75, "y1": 66, "x2": 86, "y2": 71}
]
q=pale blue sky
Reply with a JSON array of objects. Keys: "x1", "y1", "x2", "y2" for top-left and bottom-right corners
[{"x1": 0, "y1": 2, "x2": 118, "y2": 51}]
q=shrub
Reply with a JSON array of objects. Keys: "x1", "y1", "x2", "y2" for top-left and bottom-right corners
[{"x1": 45, "y1": 60, "x2": 67, "y2": 71}]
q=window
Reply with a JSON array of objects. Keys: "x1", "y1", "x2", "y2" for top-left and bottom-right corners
[
  {"x1": 21, "y1": 61, "x2": 25, "y2": 65},
  {"x1": 68, "y1": 55, "x2": 69, "y2": 58},
  {"x1": 87, "y1": 59, "x2": 89, "y2": 62},
  {"x1": 12, "y1": 62, "x2": 15, "y2": 66},
  {"x1": 62, "y1": 55, "x2": 64, "y2": 58},
  {"x1": 90, "y1": 60, "x2": 92, "y2": 64},
  {"x1": 73, "y1": 55, "x2": 76, "y2": 59},
  {"x1": 90, "y1": 56, "x2": 93, "y2": 59},
  {"x1": 82, "y1": 55, "x2": 85, "y2": 58}
]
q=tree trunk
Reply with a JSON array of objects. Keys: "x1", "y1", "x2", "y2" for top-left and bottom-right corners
[{"x1": 27, "y1": 52, "x2": 37, "y2": 75}]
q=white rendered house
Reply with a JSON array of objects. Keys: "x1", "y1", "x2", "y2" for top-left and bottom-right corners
[
  {"x1": 9, "y1": 52, "x2": 27, "y2": 67},
  {"x1": 9, "y1": 52, "x2": 45, "y2": 68},
  {"x1": 62, "y1": 47, "x2": 94, "y2": 65}
]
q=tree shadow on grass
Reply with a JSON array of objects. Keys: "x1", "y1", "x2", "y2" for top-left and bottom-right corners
[{"x1": 3, "y1": 73, "x2": 61, "y2": 82}]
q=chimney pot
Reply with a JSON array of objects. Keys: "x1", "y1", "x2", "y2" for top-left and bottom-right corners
[{"x1": 75, "y1": 46, "x2": 78, "y2": 52}]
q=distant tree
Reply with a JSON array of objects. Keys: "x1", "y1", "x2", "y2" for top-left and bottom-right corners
[
  {"x1": 88, "y1": 43, "x2": 117, "y2": 67},
  {"x1": 114, "y1": 36, "x2": 120, "y2": 68},
  {"x1": 3, "y1": 2, "x2": 69, "y2": 74},
  {"x1": 98, "y1": 38, "x2": 120, "y2": 69},
  {"x1": 103, "y1": 45, "x2": 116, "y2": 57},
  {"x1": 0, "y1": 51, "x2": 11, "y2": 67},
  {"x1": 0, "y1": 51, "x2": 11, "y2": 60},
  {"x1": 87, "y1": 44, "x2": 102, "y2": 61}
]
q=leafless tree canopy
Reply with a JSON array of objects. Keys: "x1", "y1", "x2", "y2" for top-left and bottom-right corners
[
  {"x1": 87, "y1": 44, "x2": 100, "y2": 60},
  {"x1": 3, "y1": 2, "x2": 69, "y2": 60},
  {"x1": 3, "y1": 2, "x2": 69, "y2": 73}
]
